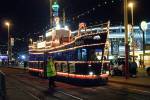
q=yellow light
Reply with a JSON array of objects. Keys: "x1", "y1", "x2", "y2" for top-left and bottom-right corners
[
  {"x1": 128, "y1": 2, "x2": 134, "y2": 8},
  {"x1": 5, "y1": 22, "x2": 10, "y2": 26},
  {"x1": 30, "y1": 38, "x2": 32, "y2": 42}
]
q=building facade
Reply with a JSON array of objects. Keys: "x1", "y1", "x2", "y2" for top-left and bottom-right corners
[{"x1": 72, "y1": 22, "x2": 150, "y2": 61}]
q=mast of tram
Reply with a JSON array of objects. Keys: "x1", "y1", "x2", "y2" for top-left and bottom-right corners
[{"x1": 50, "y1": 0, "x2": 60, "y2": 28}]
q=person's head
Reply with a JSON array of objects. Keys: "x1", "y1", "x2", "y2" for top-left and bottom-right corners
[{"x1": 48, "y1": 56, "x2": 54, "y2": 62}]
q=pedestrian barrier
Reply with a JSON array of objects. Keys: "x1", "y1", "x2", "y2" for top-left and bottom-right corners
[{"x1": 0, "y1": 70, "x2": 6, "y2": 100}]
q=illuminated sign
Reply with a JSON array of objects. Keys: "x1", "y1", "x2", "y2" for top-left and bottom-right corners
[
  {"x1": 111, "y1": 41, "x2": 119, "y2": 55},
  {"x1": 37, "y1": 41, "x2": 46, "y2": 48}
]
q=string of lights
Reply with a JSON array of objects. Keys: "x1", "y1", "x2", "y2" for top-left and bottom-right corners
[
  {"x1": 33, "y1": 0, "x2": 122, "y2": 37},
  {"x1": 67, "y1": 0, "x2": 122, "y2": 22}
]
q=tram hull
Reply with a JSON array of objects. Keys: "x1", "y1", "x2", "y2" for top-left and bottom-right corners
[
  {"x1": 56, "y1": 76, "x2": 108, "y2": 86},
  {"x1": 28, "y1": 69, "x2": 108, "y2": 86}
]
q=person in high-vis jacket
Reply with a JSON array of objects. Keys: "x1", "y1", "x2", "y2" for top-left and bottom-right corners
[{"x1": 47, "y1": 57, "x2": 56, "y2": 89}]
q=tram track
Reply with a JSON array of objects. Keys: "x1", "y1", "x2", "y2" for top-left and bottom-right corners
[
  {"x1": 6, "y1": 72, "x2": 84, "y2": 100},
  {"x1": 8, "y1": 73, "x2": 150, "y2": 100},
  {"x1": 2, "y1": 67, "x2": 150, "y2": 100},
  {"x1": 0, "y1": 67, "x2": 84, "y2": 100},
  {"x1": 14, "y1": 73, "x2": 85, "y2": 100},
  {"x1": 6, "y1": 75, "x2": 42, "y2": 100}
]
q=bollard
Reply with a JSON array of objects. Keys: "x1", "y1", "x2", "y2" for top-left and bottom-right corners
[{"x1": 0, "y1": 71, "x2": 6, "y2": 100}]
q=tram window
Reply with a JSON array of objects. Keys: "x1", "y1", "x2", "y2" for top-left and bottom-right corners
[
  {"x1": 55, "y1": 63, "x2": 61, "y2": 72},
  {"x1": 90, "y1": 49, "x2": 98, "y2": 61},
  {"x1": 75, "y1": 63, "x2": 88, "y2": 75},
  {"x1": 69, "y1": 63, "x2": 75, "y2": 73},
  {"x1": 32, "y1": 63, "x2": 34, "y2": 68},
  {"x1": 29, "y1": 62, "x2": 32, "y2": 67},
  {"x1": 77, "y1": 49, "x2": 81, "y2": 60},
  {"x1": 92, "y1": 63, "x2": 101, "y2": 75},
  {"x1": 36, "y1": 62, "x2": 39, "y2": 68},
  {"x1": 38, "y1": 62, "x2": 41, "y2": 68},
  {"x1": 41, "y1": 62, "x2": 44, "y2": 69},
  {"x1": 82, "y1": 49, "x2": 87, "y2": 61},
  {"x1": 39, "y1": 62, "x2": 44, "y2": 68},
  {"x1": 62, "y1": 63, "x2": 68, "y2": 73},
  {"x1": 33, "y1": 63, "x2": 37, "y2": 68}
]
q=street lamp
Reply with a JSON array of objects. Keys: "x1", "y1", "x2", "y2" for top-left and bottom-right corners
[
  {"x1": 140, "y1": 21, "x2": 148, "y2": 68},
  {"x1": 5, "y1": 22, "x2": 11, "y2": 65},
  {"x1": 128, "y1": 2, "x2": 134, "y2": 26},
  {"x1": 124, "y1": 0, "x2": 129, "y2": 79},
  {"x1": 128, "y1": 2, "x2": 135, "y2": 62}
]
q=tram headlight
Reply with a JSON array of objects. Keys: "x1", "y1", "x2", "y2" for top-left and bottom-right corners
[
  {"x1": 89, "y1": 71, "x2": 94, "y2": 75},
  {"x1": 106, "y1": 71, "x2": 109, "y2": 75},
  {"x1": 88, "y1": 64, "x2": 91, "y2": 67}
]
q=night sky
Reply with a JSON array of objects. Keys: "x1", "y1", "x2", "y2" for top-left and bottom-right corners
[{"x1": 0, "y1": 0, "x2": 150, "y2": 54}]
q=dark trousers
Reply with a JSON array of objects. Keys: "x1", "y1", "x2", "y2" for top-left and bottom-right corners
[{"x1": 48, "y1": 76, "x2": 56, "y2": 88}]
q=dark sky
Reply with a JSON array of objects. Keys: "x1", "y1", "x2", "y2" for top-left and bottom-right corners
[{"x1": 0, "y1": 0, "x2": 150, "y2": 53}]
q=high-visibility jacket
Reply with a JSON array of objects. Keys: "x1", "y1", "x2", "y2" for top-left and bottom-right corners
[{"x1": 46, "y1": 59, "x2": 56, "y2": 77}]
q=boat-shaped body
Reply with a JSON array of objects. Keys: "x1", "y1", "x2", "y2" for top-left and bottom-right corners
[{"x1": 29, "y1": 22, "x2": 110, "y2": 85}]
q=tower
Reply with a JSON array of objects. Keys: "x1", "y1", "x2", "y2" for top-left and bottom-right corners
[
  {"x1": 52, "y1": 1, "x2": 59, "y2": 17},
  {"x1": 50, "y1": 0, "x2": 53, "y2": 28},
  {"x1": 52, "y1": 0, "x2": 60, "y2": 27},
  {"x1": 50, "y1": 0, "x2": 60, "y2": 28}
]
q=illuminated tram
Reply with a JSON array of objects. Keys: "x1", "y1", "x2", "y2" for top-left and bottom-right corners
[{"x1": 28, "y1": 22, "x2": 110, "y2": 85}]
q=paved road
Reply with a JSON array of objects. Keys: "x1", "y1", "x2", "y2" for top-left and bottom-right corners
[{"x1": 1, "y1": 67, "x2": 150, "y2": 100}]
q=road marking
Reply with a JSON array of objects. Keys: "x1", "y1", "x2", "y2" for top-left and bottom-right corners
[
  {"x1": 57, "y1": 90, "x2": 84, "y2": 100},
  {"x1": 26, "y1": 91, "x2": 41, "y2": 100}
]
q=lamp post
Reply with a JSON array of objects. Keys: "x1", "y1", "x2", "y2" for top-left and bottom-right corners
[
  {"x1": 50, "y1": 0, "x2": 53, "y2": 28},
  {"x1": 124, "y1": 0, "x2": 129, "y2": 79},
  {"x1": 128, "y1": 2, "x2": 135, "y2": 62},
  {"x1": 140, "y1": 21, "x2": 148, "y2": 68},
  {"x1": 5, "y1": 22, "x2": 11, "y2": 65}
]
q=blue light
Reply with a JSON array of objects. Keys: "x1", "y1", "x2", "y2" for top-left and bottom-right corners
[{"x1": 21, "y1": 55, "x2": 26, "y2": 60}]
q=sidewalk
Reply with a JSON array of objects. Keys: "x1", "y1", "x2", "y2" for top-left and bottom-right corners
[{"x1": 109, "y1": 68, "x2": 150, "y2": 88}]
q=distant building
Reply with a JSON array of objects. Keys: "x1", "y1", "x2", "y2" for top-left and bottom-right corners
[
  {"x1": 145, "y1": 22, "x2": 150, "y2": 44},
  {"x1": 72, "y1": 22, "x2": 150, "y2": 58}
]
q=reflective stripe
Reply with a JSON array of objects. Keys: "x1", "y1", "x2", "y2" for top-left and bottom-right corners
[{"x1": 47, "y1": 60, "x2": 56, "y2": 77}]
